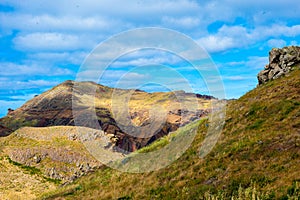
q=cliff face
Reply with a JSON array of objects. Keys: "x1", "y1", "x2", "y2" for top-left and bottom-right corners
[{"x1": 257, "y1": 46, "x2": 300, "y2": 85}]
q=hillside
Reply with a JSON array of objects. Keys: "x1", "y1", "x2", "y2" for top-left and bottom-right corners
[
  {"x1": 0, "y1": 81, "x2": 215, "y2": 199},
  {"x1": 0, "y1": 46, "x2": 299, "y2": 199},
  {"x1": 0, "y1": 125, "x2": 125, "y2": 199},
  {"x1": 41, "y1": 68, "x2": 300, "y2": 199},
  {"x1": 0, "y1": 154, "x2": 56, "y2": 200},
  {"x1": 0, "y1": 81, "x2": 213, "y2": 152},
  {"x1": 0, "y1": 125, "x2": 12, "y2": 137}
]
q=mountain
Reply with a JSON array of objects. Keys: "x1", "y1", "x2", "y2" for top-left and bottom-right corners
[
  {"x1": 0, "y1": 78, "x2": 215, "y2": 199},
  {"x1": 0, "y1": 81, "x2": 214, "y2": 152},
  {"x1": 40, "y1": 47, "x2": 300, "y2": 199},
  {"x1": 0, "y1": 46, "x2": 299, "y2": 199}
]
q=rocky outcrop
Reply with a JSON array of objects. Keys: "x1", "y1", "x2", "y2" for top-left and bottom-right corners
[
  {"x1": 7, "y1": 108, "x2": 14, "y2": 115},
  {"x1": 258, "y1": 46, "x2": 300, "y2": 85},
  {"x1": 8, "y1": 147, "x2": 100, "y2": 182},
  {"x1": 4, "y1": 126, "x2": 121, "y2": 182}
]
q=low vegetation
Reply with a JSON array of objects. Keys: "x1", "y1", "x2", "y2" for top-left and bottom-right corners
[
  {"x1": 40, "y1": 69, "x2": 300, "y2": 199},
  {"x1": 0, "y1": 155, "x2": 57, "y2": 199},
  {"x1": 0, "y1": 65, "x2": 298, "y2": 199},
  {"x1": 7, "y1": 156, "x2": 61, "y2": 184}
]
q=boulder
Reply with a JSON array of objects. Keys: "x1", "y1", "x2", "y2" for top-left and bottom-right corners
[{"x1": 258, "y1": 46, "x2": 300, "y2": 85}]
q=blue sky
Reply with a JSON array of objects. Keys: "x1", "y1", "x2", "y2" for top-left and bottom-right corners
[{"x1": 0, "y1": 0, "x2": 300, "y2": 117}]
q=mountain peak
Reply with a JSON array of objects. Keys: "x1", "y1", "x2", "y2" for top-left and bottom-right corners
[
  {"x1": 61, "y1": 80, "x2": 74, "y2": 86},
  {"x1": 0, "y1": 79, "x2": 214, "y2": 152}
]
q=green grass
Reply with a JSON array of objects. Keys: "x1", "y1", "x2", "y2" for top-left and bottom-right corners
[
  {"x1": 7, "y1": 156, "x2": 41, "y2": 175},
  {"x1": 7, "y1": 156, "x2": 61, "y2": 184},
  {"x1": 137, "y1": 119, "x2": 203, "y2": 154},
  {"x1": 137, "y1": 137, "x2": 169, "y2": 153},
  {"x1": 39, "y1": 69, "x2": 300, "y2": 199},
  {"x1": 1, "y1": 117, "x2": 38, "y2": 131},
  {"x1": 285, "y1": 181, "x2": 300, "y2": 199},
  {"x1": 246, "y1": 119, "x2": 265, "y2": 130}
]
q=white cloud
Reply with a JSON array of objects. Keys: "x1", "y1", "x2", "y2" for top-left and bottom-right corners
[
  {"x1": 1, "y1": 0, "x2": 300, "y2": 103},
  {"x1": 223, "y1": 75, "x2": 249, "y2": 81},
  {"x1": 253, "y1": 24, "x2": 300, "y2": 38},
  {"x1": 290, "y1": 40, "x2": 299, "y2": 46},
  {"x1": 1, "y1": 14, "x2": 115, "y2": 32},
  {"x1": 0, "y1": 62, "x2": 73, "y2": 76},
  {"x1": 0, "y1": 79, "x2": 59, "y2": 90},
  {"x1": 111, "y1": 55, "x2": 182, "y2": 68},
  {"x1": 2, "y1": 0, "x2": 300, "y2": 54},
  {"x1": 197, "y1": 25, "x2": 250, "y2": 52},
  {"x1": 197, "y1": 24, "x2": 300, "y2": 53},
  {"x1": 201, "y1": 0, "x2": 300, "y2": 25},
  {"x1": 77, "y1": 70, "x2": 151, "y2": 83},
  {"x1": 28, "y1": 51, "x2": 87, "y2": 65},
  {"x1": 13, "y1": 32, "x2": 96, "y2": 51},
  {"x1": 224, "y1": 56, "x2": 268, "y2": 70},
  {"x1": 267, "y1": 39, "x2": 287, "y2": 48},
  {"x1": 4, "y1": 0, "x2": 300, "y2": 22},
  {"x1": 102, "y1": 70, "x2": 150, "y2": 80},
  {"x1": 162, "y1": 16, "x2": 200, "y2": 29},
  {"x1": 197, "y1": 35, "x2": 235, "y2": 53},
  {"x1": 246, "y1": 56, "x2": 269, "y2": 70},
  {"x1": 2, "y1": 0, "x2": 200, "y2": 18},
  {"x1": 225, "y1": 61, "x2": 245, "y2": 66}
]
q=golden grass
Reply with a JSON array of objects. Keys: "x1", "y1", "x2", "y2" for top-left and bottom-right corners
[
  {"x1": 0, "y1": 156, "x2": 57, "y2": 200},
  {"x1": 40, "y1": 69, "x2": 300, "y2": 199}
]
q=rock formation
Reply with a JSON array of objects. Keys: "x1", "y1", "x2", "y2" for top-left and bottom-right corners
[
  {"x1": 4, "y1": 126, "x2": 120, "y2": 182},
  {"x1": 257, "y1": 46, "x2": 300, "y2": 85}
]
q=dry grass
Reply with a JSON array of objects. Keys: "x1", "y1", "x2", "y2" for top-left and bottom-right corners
[
  {"x1": 40, "y1": 69, "x2": 300, "y2": 199},
  {"x1": 0, "y1": 156, "x2": 57, "y2": 200},
  {"x1": 0, "y1": 125, "x2": 114, "y2": 199}
]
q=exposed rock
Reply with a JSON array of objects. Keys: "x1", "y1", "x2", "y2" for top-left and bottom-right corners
[
  {"x1": 5, "y1": 126, "x2": 107, "y2": 182},
  {"x1": 258, "y1": 46, "x2": 300, "y2": 85},
  {"x1": 7, "y1": 108, "x2": 14, "y2": 115},
  {"x1": 0, "y1": 125, "x2": 12, "y2": 137}
]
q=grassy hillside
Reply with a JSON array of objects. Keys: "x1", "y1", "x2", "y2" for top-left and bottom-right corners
[
  {"x1": 0, "y1": 155, "x2": 56, "y2": 200},
  {"x1": 41, "y1": 68, "x2": 300, "y2": 199},
  {"x1": 0, "y1": 125, "x2": 127, "y2": 199}
]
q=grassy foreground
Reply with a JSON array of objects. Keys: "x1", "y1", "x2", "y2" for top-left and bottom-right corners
[{"x1": 39, "y1": 69, "x2": 300, "y2": 199}]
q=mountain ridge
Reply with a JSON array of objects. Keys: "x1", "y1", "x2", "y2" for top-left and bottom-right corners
[{"x1": 0, "y1": 80, "x2": 214, "y2": 152}]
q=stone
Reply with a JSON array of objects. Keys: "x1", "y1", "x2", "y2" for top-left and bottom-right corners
[
  {"x1": 257, "y1": 46, "x2": 300, "y2": 85},
  {"x1": 33, "y1": 155, "x2": 41, "y2": 163},
  {"x1": 7, "y1": 108, "x2": 14, "y2": 115},
  {"x1": 269, "y1": 48, "x2": 281, "y2": 63}
]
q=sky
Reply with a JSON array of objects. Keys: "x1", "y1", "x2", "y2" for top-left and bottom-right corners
[{"x1": 0, "y1": 0, "x2": 300, "y2": 117}]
